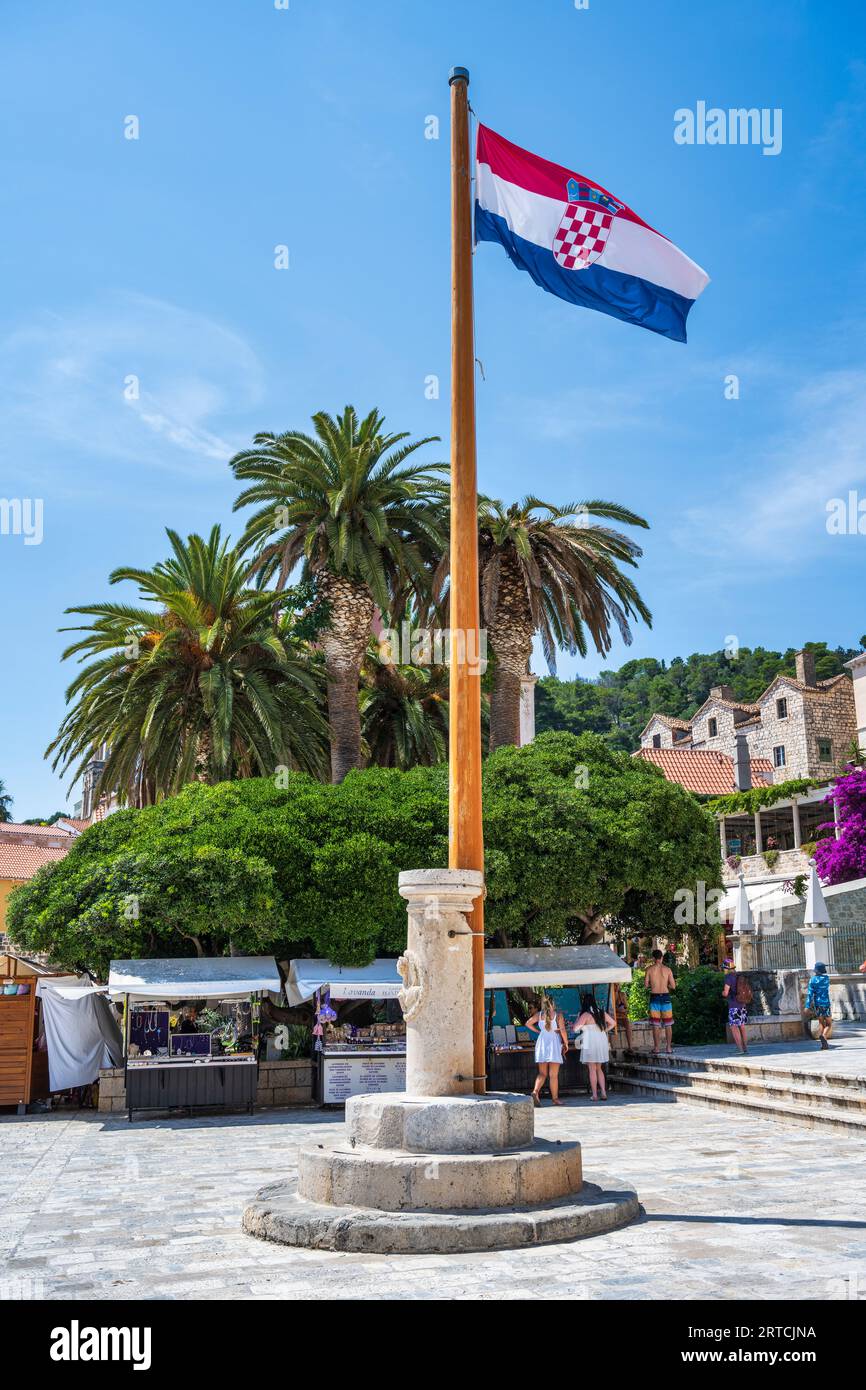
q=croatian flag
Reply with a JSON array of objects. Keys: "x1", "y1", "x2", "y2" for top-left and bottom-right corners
[{"x1": 476, "y1": 125, "x2": 709, "y2": 343}]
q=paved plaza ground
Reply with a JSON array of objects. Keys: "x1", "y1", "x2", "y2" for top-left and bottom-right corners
[{"x1": 3, "y1": 1031, "x2": 865, "y2": 1302}]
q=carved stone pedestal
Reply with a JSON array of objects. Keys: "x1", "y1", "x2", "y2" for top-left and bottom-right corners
[{"x1": 242, "y1": 869, "x2": 639, "y2": 1253}]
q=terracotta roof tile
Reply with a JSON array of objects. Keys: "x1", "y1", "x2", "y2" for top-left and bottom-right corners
[
  {"x1": 634, "y1": 747, "x2": 772, "y2": 796},
  {"x1": 0, "y1": 843, "x2": 71, "y2": 881},
  {"x1": 0, "y1": 821, "x2": 74, "y2": 838}
]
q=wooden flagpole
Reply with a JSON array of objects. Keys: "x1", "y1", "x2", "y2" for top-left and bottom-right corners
[{"x1": 448, "y1": 67, "x2": 485, "y2": 1095}]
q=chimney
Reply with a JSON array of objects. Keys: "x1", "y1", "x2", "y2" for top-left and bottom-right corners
[
  {"x1": 733, "y1": 733, "x2": 752, "y2": 791},
  {"x1": 795, "y1": 650, "x2": 817, "y2": 687},
  {"x1": 710, "y1": 684, "x2": 735, "y2": 701}
]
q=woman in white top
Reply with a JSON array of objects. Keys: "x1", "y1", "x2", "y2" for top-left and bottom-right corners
[
  {"x1": 526, "y1": 995, "x2": 569, "y2": 1106},
  {"x1": 574, "y1": 992, "x2": 615, "y2": 1101}
]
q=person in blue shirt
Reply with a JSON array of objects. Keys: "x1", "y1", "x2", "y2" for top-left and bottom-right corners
[{"x1": 805, "y1": 962, "x2": 833, "y2": 1050}]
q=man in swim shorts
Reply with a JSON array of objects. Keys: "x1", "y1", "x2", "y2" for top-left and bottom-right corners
[{"x1": 644, "y1": 949, "x2": 676, "y2": 1055}]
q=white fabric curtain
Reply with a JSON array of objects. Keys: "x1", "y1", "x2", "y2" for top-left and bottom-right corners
[{"x1": 37, "y1": 985, "x2": 114, "y2": 1092}]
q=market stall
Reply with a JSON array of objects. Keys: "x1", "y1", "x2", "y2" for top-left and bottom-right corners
[
  {"x1": 108, "y1": 957, "x2": 281, "y2": 1121},
  {"x1": 285, "y1": 947, "x2": 631, "y2": 1104},
  {"x1": 484, "y1": 945, "x2": 631, "y2": 1095},
  {"x1": 284, "y1": 959, "x2": 405, "y2": 1104}
]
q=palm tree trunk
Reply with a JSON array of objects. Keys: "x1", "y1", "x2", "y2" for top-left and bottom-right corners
[
  {"x1": 326, "y1": 657, "x2": 365, "y2": 782},
  {"x1": 489, "y1": 664, "x2": 523, "y2": 749},
  {"x1": 317, "y1": 572, "x2": 375, "y2": 783},
  {"x1": 487, "y1": 616, "x2": 533, "y2": 752}
]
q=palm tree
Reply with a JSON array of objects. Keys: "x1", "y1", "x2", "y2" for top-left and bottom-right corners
[
  {"x1": 360, "y1": 642, "x2": 450, "y2": 769},
  {"x1": 471, "y1": 497, "x2": 652, "y2": 749},
  {"x1": 230, "y1": 406, "x2": 446, "y2": 782},
  {"x1": 48, "y1": 526, "x2": 329, "y2": 806},
  {"x1": 0, "y1": 779, "x2": 13, "y2": 823}
]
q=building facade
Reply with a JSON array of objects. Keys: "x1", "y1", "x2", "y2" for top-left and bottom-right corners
[{"x1": 638, "y1": 651, "x2": 856, "y2": 783}]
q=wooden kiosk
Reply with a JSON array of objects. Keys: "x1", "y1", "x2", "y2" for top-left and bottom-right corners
[{"x1": 0, "y1": 953, "x2": 63, "y2": 1113}]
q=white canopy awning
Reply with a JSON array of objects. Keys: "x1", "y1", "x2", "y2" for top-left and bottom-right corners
[
  {"x1": 108, "y1": 956, "x2": 281, "y2": 1000},
  {"x1": 284, "y1": 959, "x2": 403, "y2": 1006},
  {"x1": 483, "y1": 946, "x2": 630, "y2": 988},
  {"x1": 285, "y1": 946, "x2": 630, "y2": 1006}
]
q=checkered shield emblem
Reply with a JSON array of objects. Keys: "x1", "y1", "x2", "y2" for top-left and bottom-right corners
[{"x1": 553, "y1": 178, "x2": 622, "y2": 270}]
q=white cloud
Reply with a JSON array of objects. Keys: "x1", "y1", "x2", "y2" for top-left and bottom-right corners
[
  {"x1": 0, "y1": 293, "x2": 265, "y2": 477},
  {"x1": 678, "y1": 365, "x2": 866, "y2": 569}
]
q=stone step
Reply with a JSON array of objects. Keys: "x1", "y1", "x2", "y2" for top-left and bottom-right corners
[
  {"x1": 612, "y1": 1060, "x2": 866, "y2": 1114},
  {"x1": 622, "y1": 1048, "x2": 866, "y2": 1094},
  {"x1": 607, "y1": 1068, "x2": 866, "y2": 1135}
]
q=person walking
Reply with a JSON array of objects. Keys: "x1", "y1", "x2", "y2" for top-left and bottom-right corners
[
  {"x1": 721, "y1": 957, "x2": 751, "y2": 1054},
  {"x1": 805, "y1": 961, "x2": 833, "y2": 1049},
  {"x1": 574, "y1": 992, "x2": 616, "y2": 1101},
  {"x1": 612, "y1": 981, "x2": 633, "y2": 1052},
  {"x1": 526, "y1": 995, "x2": 569, "y2": 1106},
  {"x1": 644, "y1": 948, "x2": 676, "y2": 1055}
]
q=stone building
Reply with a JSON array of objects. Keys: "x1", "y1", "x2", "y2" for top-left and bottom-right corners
[{"x1": 638, "y1": 650, "x2": 856, "y2": 783}]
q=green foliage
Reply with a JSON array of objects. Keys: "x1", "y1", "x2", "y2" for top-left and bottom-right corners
[
  {"x1": 0, "y1": 779, "x2": 12, "y2": 823},
  {"x1": 48, "y1": 525, "x2": 330, "y2": 803},
  {"x1": 627, "y1": 964, "x2": 726, "y2": 1045},
  {"x1": 626, "y1": 969, "x2": 649, "y2": 1022},
  {"x1": 277, "y1": 1024, "x2": 312, "y2": 1059},
  {"x1": 8, "y1": 733, "x2": 721, "y2": 978},
  {"x1": 537, "y1": 642, "x2": 859, "y2": 752},
  {"x1": 672, "y1": 966, "x2": 727, "y2": 1045},
  {"x1": 230, "y1": 405, "x2": 446, "y2": 614},
  {"x1": 707, "y1": 777, "x2": 821, "y2": 816}
]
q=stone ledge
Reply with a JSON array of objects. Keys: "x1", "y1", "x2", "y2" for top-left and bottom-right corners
[
  {"x1": 243, "y1": 1174, "x2": 639, "y2": 1254},
  {"x1": 346, "y1": 1091, "x2": 533, "y2": 1154},
  {"x1": 298, "y1": 1137, "x2": 581, "y2": 1212}
]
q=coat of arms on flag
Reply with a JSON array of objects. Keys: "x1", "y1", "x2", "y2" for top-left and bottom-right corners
[{"x1": 552, "y1": 179, "x2": 623, "y2": 270}]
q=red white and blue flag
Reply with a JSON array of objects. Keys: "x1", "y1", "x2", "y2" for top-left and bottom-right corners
[{"x1": 476, "y1": 125, "x2": 709, "y2": 343}]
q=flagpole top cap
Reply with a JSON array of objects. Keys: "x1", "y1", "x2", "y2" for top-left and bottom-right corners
[{"x1": 449, "y1": 66, "x2": 470, "y2": 85}]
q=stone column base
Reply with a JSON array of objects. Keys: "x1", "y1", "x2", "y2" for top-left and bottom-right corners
[{"x1": 242, "y1": 1091, "x2": 639, "y2": 1254}]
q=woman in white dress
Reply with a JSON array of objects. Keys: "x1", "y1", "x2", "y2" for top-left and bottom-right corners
[
  {"x1": 526, "y1": 995, "x2": 569, "y2": 1106},
  {"x1": 574, "y1": 993, "x2": 615, "y2": 1101}
]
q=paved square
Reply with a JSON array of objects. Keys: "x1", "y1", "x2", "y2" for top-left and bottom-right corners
[{"x1": 2, "y1": 1087, "x2": 864, "y2": 1300}]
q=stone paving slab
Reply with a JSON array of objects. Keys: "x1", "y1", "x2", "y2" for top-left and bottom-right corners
[{"x1": 1, "y1": 1092, "x2": 865, "y2": 1300}]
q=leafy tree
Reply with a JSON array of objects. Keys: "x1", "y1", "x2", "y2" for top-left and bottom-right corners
[
  {"x1": 0, "y1": 779, "x2": 12, "y2": 822},
  {"x1": 47, "y1": 526, "x2": 329, "y2": 805},
  {"x1": 360, "y1": 642, "x2": 450, "y2": 769},
  {"x1": 230, "y1": 406, "x2": 446, "y2": 783},
  {"x1": 8, "y1": 839, "x2": 279, "y2": 978},
  {"x1": 8, "y1": 733, "x2": 720, "y2": 975},
  {"x1": 450, "y1": 497, "x2": 651, "y2": 750}
]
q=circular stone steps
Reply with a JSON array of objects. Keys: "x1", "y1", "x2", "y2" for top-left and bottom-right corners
[{"x1": 243, "y1": 1174, "x2": 640, "y2": 1254}]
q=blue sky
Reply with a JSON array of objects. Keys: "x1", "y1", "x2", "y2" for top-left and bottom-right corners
[{"x1": 1, "y1": 0, "x2": 865, "y2": 818}]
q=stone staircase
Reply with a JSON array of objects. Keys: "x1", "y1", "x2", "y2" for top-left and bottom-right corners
[{"x1": 607, "y1": 1051, "x2": 866, "y2": 1134}]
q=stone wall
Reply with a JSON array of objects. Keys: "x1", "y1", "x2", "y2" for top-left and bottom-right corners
[
  {"x1": 722, "y1": 848, "x2": 811, "y2": 885},
  {"x1": 97, "y1": 1059, "x2": 315, "y2": 1115},
  {"x1": 805, "y1": 679, "x2": 857, "y2": 777}
]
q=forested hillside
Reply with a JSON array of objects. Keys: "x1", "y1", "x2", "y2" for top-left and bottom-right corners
[{"x1": 536, "y1": 640, "x2": 863, "y2": 752}]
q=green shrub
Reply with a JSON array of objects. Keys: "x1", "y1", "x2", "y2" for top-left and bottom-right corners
[
  {"x1": 627, "y1": 964, "x2": 726, "y2": 1044},
  {"x1": 672, "y1": 966, "x2": 726, "y2": 1045},
  {"x1": 627, "y1": 969, "x2": 649, "y2": 1021}
]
